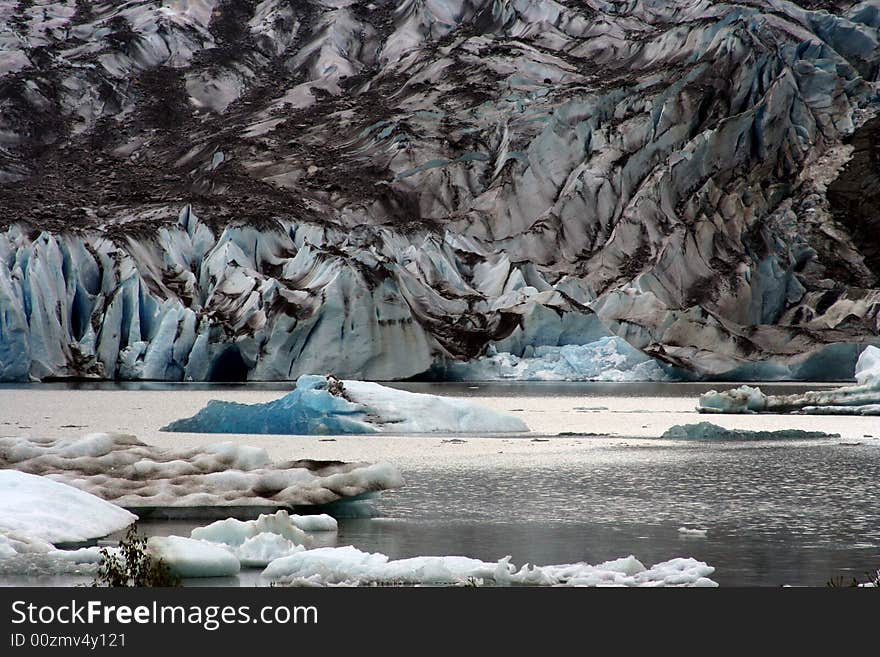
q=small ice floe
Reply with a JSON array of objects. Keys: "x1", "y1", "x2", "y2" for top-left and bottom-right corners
[
  {"x1": 186, "y1": 511, "x2": 338, "y2": 569},
  {"x1": 261, "y1": 547, "x2": 718, "y2": 587},
  {"x1": 678, "y1": 527, "x2": 708, "y2": 538},
  {"x1": 146, "y1": 536, "x2": 241, "y2": 578},
  {"x1": 162, "y1": 375, "x2": 528, "y2": 435},
  {"x1": 0, "y1": 470, "x2": 136, "y2": 554},
  {"x1": 662, "y1": 422, "x2": 837, "y2": 440},
  {"x1": 0, "y1": 433, "x2": 403, "y2": 513},
  {"x1": 699, "y1": 346, "x2": 880, "y2": 415}
]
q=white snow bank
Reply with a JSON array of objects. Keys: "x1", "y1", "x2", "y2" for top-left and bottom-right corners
[
  {"x1": 147, "y1": 536, "x2": 240, "y2": 578},
  {"x1": 441, "y1": 337, "x2": 670, "y2": 382},
  {"x1": 162, "y1": 375, "x2": 528, "y2": 434},
  {"x1": 261, "y1": 546, "x2": 717, "y2": 587},
  {"x1": 662, "y1": 422, "x2": 837, "y2": 440},
  {"x1": 0, "y1": 433, "x2": 403, "y2": 512},
  {"x1": 0, "y1": 471, "x2": 135, "y2": 549},
  {"x1": 698, "y1": 346, "x2": 880, "y2": 415}
]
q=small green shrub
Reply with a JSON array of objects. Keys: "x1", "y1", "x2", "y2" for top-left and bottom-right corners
[
  {"x1": 826, "y1": 570, "x2": 879, "y2": 588},
  {"x1": 92, "y1": 524, "x2": 180, "y2": 587}
]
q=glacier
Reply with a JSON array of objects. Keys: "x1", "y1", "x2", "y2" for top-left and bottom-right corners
[
  {"x1": 0, "y1": 433, "x2": 404, "y2": 512},
  {"x1": 0, "y1": 2, "x2": 879, "y2": 382},
  {"x1": 0, "y1": 470, "x2": 136, "y2": 555},
  {"x1": 698, "y1": 344, "x2": 880, "y2": 414},
  {"x1": 162, "y1": 374, "x2": 529, "y2": 434}
]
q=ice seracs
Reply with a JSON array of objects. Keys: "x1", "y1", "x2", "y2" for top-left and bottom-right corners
[
  {"x1": 0, "y1": 470, "x2": 136, "y2": 555},
  {"x1": 439, "y1": 337, "x2": 670, "y2": 382},
  {"x1": 698, "y1": 346, "x2": 880, "y2": 415},
  {"x1": 0, "y1": 433, "x2": 404, "y2": 512},
  {"x1": 162, "y1": 375, "x2": 529, "y2": 434},
  {"x1": 2, "y1": 3, "x2": 880, "y2": 383}
]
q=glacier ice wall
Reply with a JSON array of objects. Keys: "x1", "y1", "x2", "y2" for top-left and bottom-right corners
[{"x1": 1, "y1": 1, "x2": 880, "y2": 381}]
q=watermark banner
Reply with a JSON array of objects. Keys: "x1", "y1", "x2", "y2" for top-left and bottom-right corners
[{"x1": 0, "y1": 587, "x2": 865, "y2": 651}]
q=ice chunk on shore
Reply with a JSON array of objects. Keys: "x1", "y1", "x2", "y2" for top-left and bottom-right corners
[
  {"x1": 147, "y1": 536, "x2": 240, "y2": 578},
  {"x1": 698, "y1": 346, "x2": 880, "y2": 415},
  {"x1": 441, "y1": 337, "x2": 670, "y2": 382},
  {"x1": 0, "y1": 470, "x2": 136, "y2": 548},
  {"x1": 0, "y1": 433, "x2": 403, "y2": 513},
  {"x1": 663, "y1": 422, "x2": 837, "y2": 440},
  {"x1": 261, "y1": 546, "x2": 717, "y2": 587},
  {"x1": 162, "y1": 375, "x2": 528, "y2": 434}
]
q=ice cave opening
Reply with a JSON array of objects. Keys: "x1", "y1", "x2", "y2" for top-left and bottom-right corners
[{"x1": 207, "y1": 347, "x2": 248, "y2": 383}]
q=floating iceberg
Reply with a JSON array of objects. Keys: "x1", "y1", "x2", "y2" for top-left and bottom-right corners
[
  {"x1": 190, "y1": 510, "x2": 335, "y2": 548},
  {"x1": 146, "y1": 536, "x2": 241, "y2": 578},
  {"x1": 678, "y1": 528, "x2": 708, "y2": 538},
  {"x1": 0, "y1": 470, "x2": 135, "y2": 554},
  {"x1": 662, "y1": 422, "x2": 837, "y2": 441},
  {"x1": 261, "y1": 546, "x2": 717, "y2": 587},
  {"x1": 698, "y1": 346, "x2": 880, "y2": 415},
  {"x1": 235, "y1": 534, "x2": 306, "y2": 568},
  {"x1": 188, "y1": 511, "x2": 327, "y2": 568},
  {"x1": 439, "y1": 337, "x2": 671, "y2": 382},
  {"x1": 162, "y1": 375, "x2": 528, "y2": 434},
  {"x1": 0, "y1": 433, "x2": 403, "y2": 513}
]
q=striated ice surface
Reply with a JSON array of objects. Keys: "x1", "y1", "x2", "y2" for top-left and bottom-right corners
[
  {"x1": 440, "y1": 336, "x2": 671, "y2": 381},
  {"x1": 1, "y1": 3, "x2": 880, "y2": 382},
  {"x1": 0, "y1": 433, "x2": 404, "y2": 511},
  {"x1": 0, "y1": 470, "x2": 136, "y2": 552},
  {"x1": 147, "y1": 536, "x2": 241, "y2": 578},
  {"x1": 698, "y1": 346, "x2": 880, "y2": 415},
  {"x1": 261, "y1": 546, "x2": 718, "y2": 587},
  {"x1": 162, "y1": 374, "x2": 529, "y2": 434},
  {"x1": 662, "y1": 422, "x2": 837, "y2": 441}
]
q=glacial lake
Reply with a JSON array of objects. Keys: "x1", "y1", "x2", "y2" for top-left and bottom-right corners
[{"x1": 1, "y1": 382, "x2": 878, "y2": 587}]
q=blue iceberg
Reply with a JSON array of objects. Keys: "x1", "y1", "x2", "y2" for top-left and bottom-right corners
[
  {"x1": 162, "y1": 375, "x2": 528, "y2": 435},
  {"x1": 162, "y1": 375, "x2": 376, "y2": 434}
]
